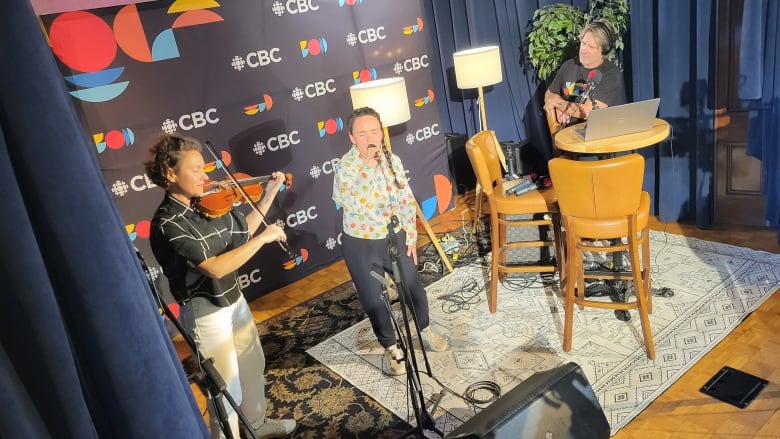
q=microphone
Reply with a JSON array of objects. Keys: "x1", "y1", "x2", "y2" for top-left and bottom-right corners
[
  {"x1": 370, "y1": 270, "x2": 387, "y2": 286},
  {"x1": 579, "y1": 69, "x2": 602, "y2": 105},
  {"x1": 368, "y1": 143, "x2": 380, "y2": 160}
]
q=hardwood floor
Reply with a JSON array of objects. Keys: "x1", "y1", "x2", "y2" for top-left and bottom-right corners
[{"x1": 179, "y1": 193, "x2": 780, "y2": 437}]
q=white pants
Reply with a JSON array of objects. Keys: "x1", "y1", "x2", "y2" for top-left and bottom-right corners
[{"x1": 180, "y1": 295, "x2": 266, "y2": 438}]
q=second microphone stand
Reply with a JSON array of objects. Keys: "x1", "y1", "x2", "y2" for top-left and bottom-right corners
[
  {"x1": 381, "y1": 215, "x2": 443, "y2": 439},
  {"x1": 136, "y1": 251, "x2": 258, "y2": 439}
]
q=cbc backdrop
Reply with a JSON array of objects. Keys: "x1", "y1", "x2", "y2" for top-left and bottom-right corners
[{"x1": 42, "y1": 0, "x2": 453, "y2": 303}]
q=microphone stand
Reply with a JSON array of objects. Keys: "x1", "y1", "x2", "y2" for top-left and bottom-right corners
[
  {"x1": 589, "y1": 91, "x2": 600, "y2": 111},
  {"x1": 135, "y1": 250, "x2": 258, "y2": 439},
  {"x1": 383, "y1": 215, "x2": 443, "y2": 438}
]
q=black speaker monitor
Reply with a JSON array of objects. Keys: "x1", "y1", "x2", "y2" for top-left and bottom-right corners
[
  {"x1": 446, "y1": 362, "x2": 609, "y2": 439},
  {"x1": 446, "y1": 133, "x2": 476, "y2": 195}
]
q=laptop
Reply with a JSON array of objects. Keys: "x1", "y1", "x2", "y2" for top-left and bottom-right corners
[{"x1": 575, "y1": 98, "x2": 661, "y2": 141}]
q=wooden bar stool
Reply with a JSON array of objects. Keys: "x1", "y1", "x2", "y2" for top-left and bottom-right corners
[{"x1": 465, "y1": 130, "x2": 564, "y2": 313}]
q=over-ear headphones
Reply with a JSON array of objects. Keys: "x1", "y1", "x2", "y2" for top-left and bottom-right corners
[{"x1": 587, "y1": 19, "x2": 616, "y2": 55}]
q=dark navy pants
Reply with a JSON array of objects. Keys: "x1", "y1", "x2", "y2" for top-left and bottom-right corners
[{"x1": 341, "y1": 230, "x2": 430, "y2": 349}]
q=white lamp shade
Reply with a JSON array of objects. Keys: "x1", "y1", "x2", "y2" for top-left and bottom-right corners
[
  {"x1": 453, "y1": 45, "x2": 503, "y2": 89},
  {"x1": 349, "y1": 77, "x2": 411, "y2": 127}
]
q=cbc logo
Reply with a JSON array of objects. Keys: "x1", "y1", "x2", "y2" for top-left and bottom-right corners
[
  {"x1": 161, "y1": 109, "x2": 220, "y2": 133},
  {"x1": 309, "y1": 158, "x2": 340, "y2": 179},
  {"x1": 252, "y1": 131, "x2": 301, "y2": 156},
  {"x1": 271, "y1": 0, "x2": 319, "y2": 16},
  {"x1": 231, "y1": 49, "x2": 282, "y2": 71},
  {"x1": 405, "y1": 124, "x2": 441, "y2": 145},
  {"x1": 110, "y1": 174, "x2": 158, "y2": 198},
  {"x1": 287, "y1": 206, "x2": 318, "y2": 228},
  {"x1": 393, "y1": 55, "x2": 429, "y2": 74},
  {"x1": 238, "y1": 269, "x2": 262, "y2": 289},
  {"x1": 346, "y1": 27, "x2": 386, "y2": 46},
  {"x1": 291, "y1": 79, "x2": 336, "y2": 101},
  {"x1": 325, "y1": 233, "x2": 343, "y2": 250}
]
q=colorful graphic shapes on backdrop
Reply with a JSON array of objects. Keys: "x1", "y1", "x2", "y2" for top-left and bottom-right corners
[
  {"x1": 64, "y1": 67, "x2": 124, "y2": 88},
  {"x1": 420, "y1": 174, "x2": 454, "y2": 219},
  {"x1": 114, "y1": 5, "x2": 154, "y2": 62},
  {"x1": 168, "y1": 0, "x2": 221, "y2": 13},
  {"x1": 204, "y1": 150, "x2": 232, "y2": 173},
  {"x1": 125, "y1": 220, "x2": 151, "y2": 241},
  {"x1": 283, "y1": 248, "x2": 309, "y2": 270},
  {"x1": 49, "y1": 11, "x2": 117, "y2": 72},
  {"x1": 244, "y1": 94, "x2": 274, "y2": 115},
  {"x1": 94, "y1": 128, "x2": 134, "y2": 153},
  {"x1": 414, "y1": 89, "x2": 435, "y2": 107},
  {"x1": 172, "y1": 10, "x2": 224, "y2": 28},
  {"x1": 151, "y1": 29, "x2": 181, "y2": 61},
  {"x1": 70, "y1": 82, "x2": 130, "y2": 103}
]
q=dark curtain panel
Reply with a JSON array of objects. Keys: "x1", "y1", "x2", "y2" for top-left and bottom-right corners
[
  {"x1": 745, "y1": 1, "x2": 780, "y2": 243},
  {"x1": 0, "y1": 0, "x2": 208, "y2": 437},
  {"x1": 423, "y1": 0, "x2": 721, "y2": 227}
]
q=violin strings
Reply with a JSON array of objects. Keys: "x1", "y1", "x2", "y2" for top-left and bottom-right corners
[{"x1": 202, "y1": 141, "x2": 294, "y2": 257}]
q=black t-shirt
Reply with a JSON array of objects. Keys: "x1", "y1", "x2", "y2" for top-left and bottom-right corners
[
  {"x1": 547, "y1": 57, "x2": 625, "y2": 109},
  {"x1": 150, "y1": 195, "x2": 249, "y2": 307}
]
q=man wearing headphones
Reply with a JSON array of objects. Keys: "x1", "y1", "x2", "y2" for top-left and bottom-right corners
[
  {"x1": 543, "y1": 19, "x2": 625, "y2": 126},
  {"x1": 543, "y1": 20, "x2": 627, "y2": 272}
]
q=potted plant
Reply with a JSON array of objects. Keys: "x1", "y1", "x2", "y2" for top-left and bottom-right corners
[{"x1": 527, "y1": 0, "x2": 630, "y2": 81}]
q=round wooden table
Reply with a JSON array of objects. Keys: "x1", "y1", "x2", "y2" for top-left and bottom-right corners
[{"x1": 554, "y1": 118, "x2": 671, "y2": 155}]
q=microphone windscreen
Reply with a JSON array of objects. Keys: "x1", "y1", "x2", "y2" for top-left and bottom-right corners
[{"x1": 587, "y1": 69, "x2": 603, "y2": 85}]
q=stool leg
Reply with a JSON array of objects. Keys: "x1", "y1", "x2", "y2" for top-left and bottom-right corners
[
  {"x1": 472, "y1": 184, "x2": 483, "y2": 233},
  {"x1": 630, "y1": 234, "x2": 655, "y2": 360}
]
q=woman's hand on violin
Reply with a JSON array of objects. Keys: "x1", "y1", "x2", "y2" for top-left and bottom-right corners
[{"x1": 265, "y1": 171, "x2": 285, "y2": 197}]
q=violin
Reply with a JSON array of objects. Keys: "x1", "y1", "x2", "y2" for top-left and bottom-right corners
[
  {"x1": 201, "y1": 140, "x2": 299, "y2": 259},
  {"x1": 195, "y1": 172, "x2": 293, "y2": 219}
]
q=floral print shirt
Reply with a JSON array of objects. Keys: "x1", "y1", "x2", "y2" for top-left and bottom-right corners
[{"x1": 332, "y1": 145, "x2": 417, "y2": 246}]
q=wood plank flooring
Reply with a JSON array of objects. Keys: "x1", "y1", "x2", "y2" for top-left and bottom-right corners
[{"x1": 178, "y1": 193, "x2": 780, "y2": 438}]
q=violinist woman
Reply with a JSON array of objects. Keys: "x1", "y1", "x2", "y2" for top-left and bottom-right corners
[
  {"x1": 144, "y1": 134, "x2": 295, "y2": 438},
  {"x1": 332, "y1": 107, "x2": 448, "y2": 377}
]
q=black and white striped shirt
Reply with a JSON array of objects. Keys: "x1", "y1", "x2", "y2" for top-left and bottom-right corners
[{"x1": 150, "y1": 195, "x2": 249, "y2": 307}]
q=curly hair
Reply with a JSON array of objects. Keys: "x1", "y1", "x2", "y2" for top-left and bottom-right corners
[{"x1": 144, "y1": 134, "x2": 202, "y2": 189}]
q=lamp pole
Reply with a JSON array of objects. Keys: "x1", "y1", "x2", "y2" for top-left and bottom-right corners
[{"x1": 383, "y1": 126, "x2": 454, "y2": 273}]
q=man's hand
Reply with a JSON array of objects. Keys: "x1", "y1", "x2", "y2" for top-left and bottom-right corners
[{"x1": 543, "y1": 90, "x2": 566, "y2": 112}]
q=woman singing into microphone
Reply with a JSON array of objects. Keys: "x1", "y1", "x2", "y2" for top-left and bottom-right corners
[{"x1": 332, "y1": 107, "x2": 448, "y2": 376}]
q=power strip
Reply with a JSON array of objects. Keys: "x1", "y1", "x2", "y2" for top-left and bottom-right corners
[{"x1": 439, "y1": 233, "x2": 460, "y2": 254}]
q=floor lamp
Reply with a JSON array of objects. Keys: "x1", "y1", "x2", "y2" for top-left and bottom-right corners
[
  {"x1": 453, "y1": 45, "x2": 505, "y2": 232},
  {"x1": 350, "y1": 77, "x2": 453, "y2": 273}
]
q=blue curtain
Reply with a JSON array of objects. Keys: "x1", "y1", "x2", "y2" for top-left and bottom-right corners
[
  {"x1": 745, "y1": 1, "x2": 780, "y2": 243},
  {"x1": 0, "y1": 0, "x2": 208, "y2": 437},
  {"x1": 423, "y1": 0, "x2": 733, "y2": 230},
  {"x1": 423, "y1": 0, "x2": 589, "y2": 173}
]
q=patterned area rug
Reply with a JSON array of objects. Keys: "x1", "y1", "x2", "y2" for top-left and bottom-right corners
[
  {"x1": 256, "y1": 281, "x2": 411, "y2": 438},
  {"x1": 306, "y1": 231, "x2": 780, "y2": 436}
]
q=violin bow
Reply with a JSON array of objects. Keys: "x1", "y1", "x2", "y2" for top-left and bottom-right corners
[{"x1": 202, "y1": 140, "x2": 296, "y2": 257}]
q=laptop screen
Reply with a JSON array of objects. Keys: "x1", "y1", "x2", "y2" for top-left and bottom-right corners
[{"x1": 575, "y1": 98, "x2": 661, "y2": 141}]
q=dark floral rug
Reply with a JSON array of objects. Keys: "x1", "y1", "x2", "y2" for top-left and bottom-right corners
[{"x1": 258, "y1": 278, "x2": 433, "y2": 439}]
